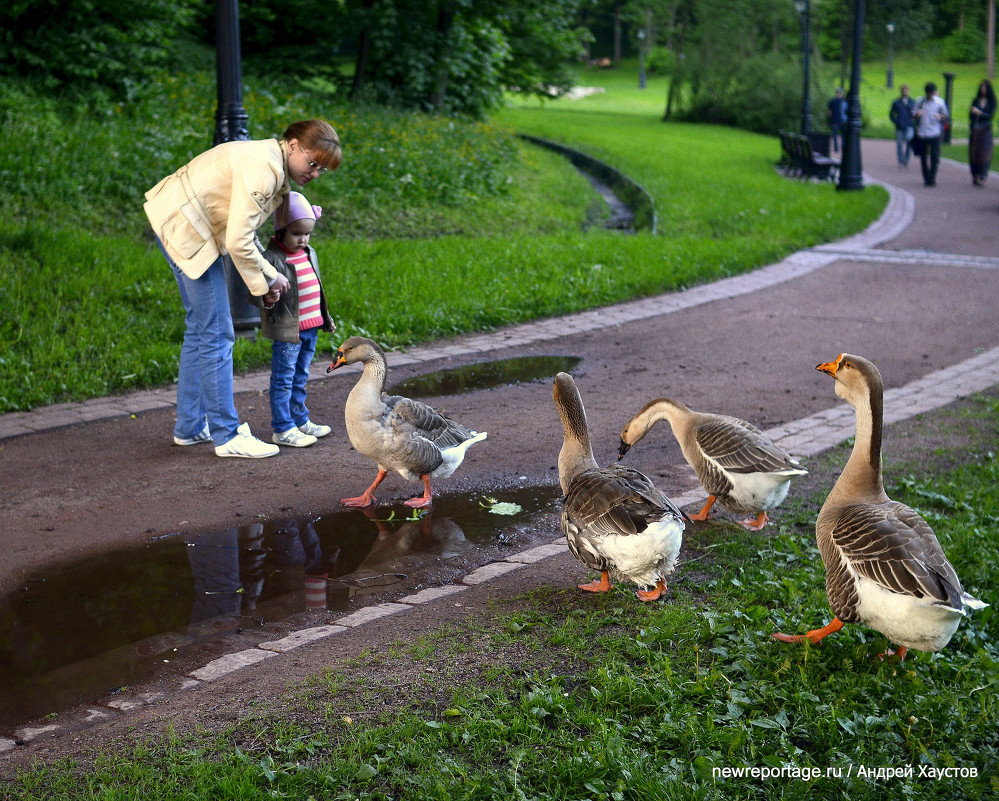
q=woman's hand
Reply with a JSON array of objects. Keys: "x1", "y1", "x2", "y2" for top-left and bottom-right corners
[{"x1": 271, "y1": 274, "x2": 291, "y2": 295}]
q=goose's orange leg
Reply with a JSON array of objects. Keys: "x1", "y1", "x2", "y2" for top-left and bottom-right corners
[
  {"x1": 772, "y1": 617, "x2": 844, "y2": 644},
  {"x1": 687, "y1": 495, "x2": 718, "y2": 522},
  {"x1": 579, "y1": 571, "x2": 613, "y2": 593},
  {"x1": 636, "y1": 579, "x2": 667, "y2": 602},
  {"x1": 404, "y1": 474, "x2": 434, "y2": 508},
  {"x1": 341, "y1": 470, "x2": 387, "y2": 508},
  {"x1": 738, "y1": 511, "x2": 769, "y2": 531}
]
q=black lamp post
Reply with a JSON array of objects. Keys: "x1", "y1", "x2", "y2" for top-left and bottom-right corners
[
  {"x1": 214, "y1": 0, "x2": 249, "y2": 145},
  {"x1": 213, "y1": 0, "x2": 258, "y2": 330},
  {"x1": 794, "y1": 0, "x2": 812, "y2": 135},
  {"x1": 838, "y1": 0, "x2": 865, "y2": 191},
  {"x1": 943, "y1": 71, "x2": 956, "y2": 144},
  {"x1": 886, "y1": 23, "x2": 895, "y2": 89},
  {"x1": 638, "y1": 27, "x2": 647, "y2": 89}
]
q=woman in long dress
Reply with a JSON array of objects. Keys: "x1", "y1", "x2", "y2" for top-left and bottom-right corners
[{"x1": 969, "y1": 79, "x2": 996, "y2": 186}]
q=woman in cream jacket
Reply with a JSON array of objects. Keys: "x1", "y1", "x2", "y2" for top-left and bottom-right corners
[{"x1": 145, "y1": 119, "x2": 341, "y2": 458}]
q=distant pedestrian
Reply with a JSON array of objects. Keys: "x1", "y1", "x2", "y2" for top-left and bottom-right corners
[
  {"x1": 144, "y1": 119, "x2": 342, "y2": 458},
  {"x1": 254, "y1": 192, "x2": 335, "y2": 449},
  {"x1": 969, "y1": 79, "x2": 996, "y2": 186},
  {"x1": 913, "y1": 82, "x2": 949, "y2": 187},
  {"x1": 827, "y1": 88, "x2": 847, "y2": 153},
  {"x1": 889, "y1": 84, "x2": 916, "y2": 167}
]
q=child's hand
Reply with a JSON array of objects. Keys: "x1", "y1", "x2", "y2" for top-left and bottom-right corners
[{"x1": 263, "y1": 288, "x2": 280, "y2": 307}]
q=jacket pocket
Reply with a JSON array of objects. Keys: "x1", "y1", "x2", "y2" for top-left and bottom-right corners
[{"x1": 161, "y1": 202, "x2": 213, "y2": 260}]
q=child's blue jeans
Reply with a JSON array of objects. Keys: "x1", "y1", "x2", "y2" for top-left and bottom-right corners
[{"x1": 270, "y1": 326, "x2": 319, "y2": 434}]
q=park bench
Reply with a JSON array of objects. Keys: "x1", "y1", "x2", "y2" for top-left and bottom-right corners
[{"x1": 778, "y1": 130, "x2": 840, "y2": 182}]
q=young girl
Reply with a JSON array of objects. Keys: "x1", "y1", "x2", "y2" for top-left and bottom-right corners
[{"x1": 257, "y1": 192, "x2": 335, "y2": 447}]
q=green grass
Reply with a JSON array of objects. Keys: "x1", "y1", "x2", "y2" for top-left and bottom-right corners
[
  {"x1": 0, "y1": 69, "x2": 886, "y2": 413},
  {"x1": 5, "y1": 397, "x2": 997, "y2": 800}
]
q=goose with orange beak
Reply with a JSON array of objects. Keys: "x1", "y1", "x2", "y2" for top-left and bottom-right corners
[
  {"x1": 772, "y1": 353, "x2": 987, "y2": 661},
  {"x1": 327, "y1": 337, "x2": 486, "y2": 509}
]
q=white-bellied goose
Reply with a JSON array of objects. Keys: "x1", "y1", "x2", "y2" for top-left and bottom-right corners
[
  {"x1": 618, "y1": 398, "x2": 806, "y2": 530},
  {"x1": 554, "y1": 372, "x2": 685, "y2": 601},
  {"x1": 327, "y1": 337, "x2": 487, "y2": 508},
  {"x1": 772, "y1": 353, "x2": 987, "y2": 661}
]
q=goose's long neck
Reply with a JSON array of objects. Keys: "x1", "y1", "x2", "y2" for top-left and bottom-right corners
[
  {"x1": 628, "y1": 399, "x2": 687, "y2": 444},
  {"x1": 558, "y1": 396, "x2": 598, "y2": 494},
  {"x1": 353, "y1": 356, "x2": 387, "y2": 402},
  {"x1": 831, "y1": 384, "x2": 886, "y2": 505}
]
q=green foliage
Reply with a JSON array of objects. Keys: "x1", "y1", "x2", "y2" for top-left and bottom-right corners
[
  {"x1": 0, "y1": 0, "x2": 198, "y2": 96},
  {"x1": 941, "y1": 28, "x2": 986, "y2": 63},
  {"x1": 348, "y1": 0, "x2": 583, "y2": 117}
]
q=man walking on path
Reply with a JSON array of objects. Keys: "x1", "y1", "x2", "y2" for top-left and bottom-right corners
[
  {"x1": 890, "y1": 84, "x2": 916, "y2": 167},
  {"x1": 913, "y1": 81, "x2": 950, "y2": 186}
]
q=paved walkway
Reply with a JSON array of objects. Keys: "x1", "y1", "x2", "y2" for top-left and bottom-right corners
[{"x1": 4, "y1": 139, "x2": 999, "y2": 751}]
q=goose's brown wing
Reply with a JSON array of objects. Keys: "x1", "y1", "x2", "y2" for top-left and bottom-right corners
[
  {"x1": 695, "y1": 416, "x2": 804, "y2": 475},
  {"x1": 830, "y1": 500, "x2": 965, "y2": 609},
  {"x1": 383, "y1": 394, "x2": 477, "y2": 448}
]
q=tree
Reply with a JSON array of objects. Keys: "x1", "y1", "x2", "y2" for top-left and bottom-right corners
[{"x1": 344, "y1": 0, "x2": 584, "y2": 116}]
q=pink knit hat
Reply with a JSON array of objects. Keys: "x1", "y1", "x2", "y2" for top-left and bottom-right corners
[{"x1": 274, "y1": 191, "x2": 322, "y2": 230}]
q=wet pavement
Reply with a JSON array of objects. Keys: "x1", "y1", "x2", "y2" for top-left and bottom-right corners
[{"x1": 0, "y1": 485, "x2": 561, "y2": 731}]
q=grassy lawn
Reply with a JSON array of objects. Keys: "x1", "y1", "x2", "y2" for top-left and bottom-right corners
[
  {"x1": 5, "y1": 395, "x2": 996, "y2": 800},
  {"x1": 0, "y1": 65, "x2": 886, "y2": 413}
]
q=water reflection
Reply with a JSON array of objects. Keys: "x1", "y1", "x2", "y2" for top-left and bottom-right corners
[
  {"x1": 388, "y1": 355, "x2": 582, "y2": 397},
  {"x1": 0, "y1": 485, "x2": 560, "y2": 732}
]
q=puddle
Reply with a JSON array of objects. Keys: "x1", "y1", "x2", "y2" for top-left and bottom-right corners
[
  {"x1": 0, "y1": 485, "x2": 562, "y2": 733},
  {"x1": 388, "y1": 355, "x2": 581, "y2": 397}
]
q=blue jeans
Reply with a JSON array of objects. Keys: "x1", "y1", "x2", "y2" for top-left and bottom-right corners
[
  {"x1": 270, "y1": 326, "x2": 319, "y2": 434},
  {"x1": 830, "y1": 124, "x2": 843, "y2": 153},
  {"x1": 895, "y1": 127, "x2": 913, "y2": 165},
  {"x1": 158, "y1": 239, "x2": 240, "y2": 447}
]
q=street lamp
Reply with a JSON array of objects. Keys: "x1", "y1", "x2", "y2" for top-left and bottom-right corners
[
  {"x1": 213, "y1": 0, "x2": 258, "y2": 331},
  {"x1": 793, "y1": 0, "x2": 812, "y2": 135},
  {"x1": 638, "y1": 27, "x2": 647, "y2": 89},
  {"x1": 838, "y1": 0, "x2": 865, "y2": 191},
  {"x1": 886, "y1": 23, "x2": 895, "y2": 89}
]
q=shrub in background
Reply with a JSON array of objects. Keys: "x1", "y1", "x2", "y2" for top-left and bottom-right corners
[{"x1": 942, "y1": 28, "x2": 986, "y2": 63}]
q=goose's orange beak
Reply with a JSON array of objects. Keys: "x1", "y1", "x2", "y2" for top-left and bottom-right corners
[
  {"x1": 816, "y1": 353, "x2": 845, "y2": 377},
  {"x1": 327, "y1": 352, "x2": 347, "y2": 373}
]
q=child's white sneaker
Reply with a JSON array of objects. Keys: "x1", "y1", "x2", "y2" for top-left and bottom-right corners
[
  {"x1": 298, "y1": 420, "x2": 332, "y2": 438},
  {"x1": 273, "y1": 427, "x2": 318, "y2": 448}
]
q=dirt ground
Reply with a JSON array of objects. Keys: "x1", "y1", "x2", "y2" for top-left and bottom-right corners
[{"x1": 2, "y1": 139, "x2": 999, "y2": 775}]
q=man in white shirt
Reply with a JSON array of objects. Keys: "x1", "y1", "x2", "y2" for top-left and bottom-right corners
[{"x1": 913, "y1": 81, "x2": 950, "y2": 186}]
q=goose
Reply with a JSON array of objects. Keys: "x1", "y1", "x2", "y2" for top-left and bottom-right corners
[
  {"x1": 554, "y1": 372, "x2": 685, "y2": 601},
  {"x1": 618, "y1": 398, "x2": 806, "y2": 530},
  {"x1": 772, "y1": 353, "x2": 987, "y2": 661},
  {"x1": 327, "y1": 337, "x2": 487, "y2": 508}
]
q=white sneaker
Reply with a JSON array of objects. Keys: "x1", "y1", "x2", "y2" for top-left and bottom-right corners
[
  {"x1": 215, "y1": 423, "x2": 279, "y2": 458},
  {"x1": 298, "y1": 420, "x2": 331, "y2": 438},
  {"x1": 174, "y1": 423, "x2": 212, "y2": 446},
  {"x1": 273, "y1": 427, "x2": 318, "y2": 448}
]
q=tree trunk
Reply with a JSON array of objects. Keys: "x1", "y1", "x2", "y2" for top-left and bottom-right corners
[
  {"x1": 614, "y1": 4, "x2": 622, "y2": 63},
  {"x1": 988, "y1": 0, "x2": 996, "y2": 80},
  {"x1": 349, "y1": 0, "x2": 377, "y2": 101},
  {"x1": 428, "y1": 1, "x2": 458, "y2": 112}
]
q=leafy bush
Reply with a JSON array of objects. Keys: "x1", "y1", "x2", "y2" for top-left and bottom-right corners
[
  {"x1": 680, "y1": 52, "x2": 803, "y2": 135},
  {"x1": 0, "y1": 0, "x2": 198, "y2": 96},
  {"x1": 942, "y1": 28, "x2": 986, "y2": 63}
]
